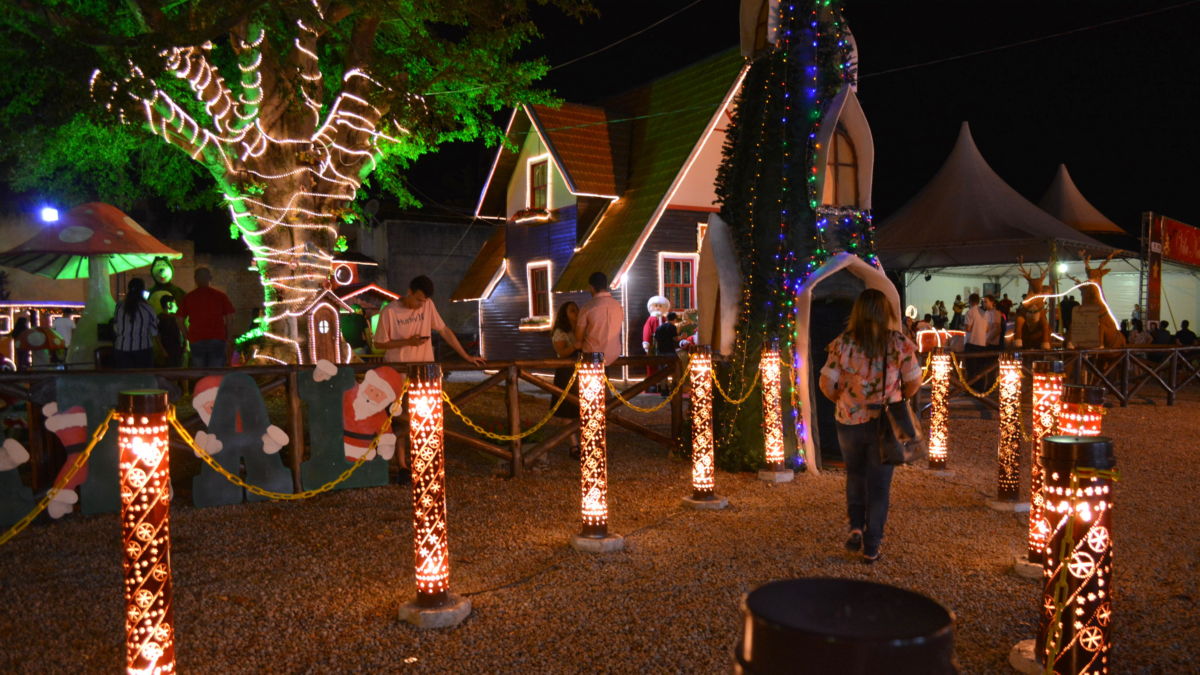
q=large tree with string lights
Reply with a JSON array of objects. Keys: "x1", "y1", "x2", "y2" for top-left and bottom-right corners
[{"x1": 0, "y1": 0, "x2": 589, "y2": 362}]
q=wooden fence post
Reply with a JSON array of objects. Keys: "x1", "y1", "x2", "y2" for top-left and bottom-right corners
[
  {"x1": 286, "y1": 368, "x2": 305, "y2": 492},
  {"x1": 506, "y1": 365, "x2": 522, "y2": 477}
]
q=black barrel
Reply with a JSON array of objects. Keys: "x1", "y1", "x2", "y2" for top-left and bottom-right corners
[{"x1": 736, "y1": 578, "x2": 957, "y2": 674}]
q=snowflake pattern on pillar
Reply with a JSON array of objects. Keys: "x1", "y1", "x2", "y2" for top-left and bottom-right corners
[
  {"x1": 408, "y1": 371, "x2": 449, "y2": 603},
  {"x1": 690, "y1": 348, "x2": 715, "y2": 497},
  {"x1": 928, "y1": 353, "x2": 951, "y2": 469},
  {"x1": 760, "y1": 344, "x2": 785, "y2": 469},
  {"x1": 1028, "y1": 363, "x2": 1064, "y2": 562},
  {"x1": 996, "y1": 356, "x2": 1022, "y2": 501},
  {"x1": 119, "y1": 410, "x2": 175, "y2": 673},
  {"x1": 578, "y1": 355, "x2": 608, "y2": 535},
  {"x1": 1038, "y1": 456, "x2": 1116, "y2": 674}
]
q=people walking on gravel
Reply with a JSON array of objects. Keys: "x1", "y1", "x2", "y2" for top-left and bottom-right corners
[{"x1": 819, "y1": 289, "x2": 921, "y2": 564}]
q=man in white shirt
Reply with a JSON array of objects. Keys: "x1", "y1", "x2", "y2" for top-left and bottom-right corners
[
  {"x1": 963, "y1": 293, "x2": 999, "y2": 387},
  {"x1": 575, "y1": 272, "x2": 624, "y2": 366},
  {"x1": 374, "y1": 275, "x2": 484, "y2": 366}
]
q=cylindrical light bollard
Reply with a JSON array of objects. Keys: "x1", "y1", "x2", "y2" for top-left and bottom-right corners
[
  {"x1": 927, "y1": 350, "x2": 952, "y2": 470},
  {"x1": 736, "y1": 578, "x2": 957, "y2": 674},
  {"x1": 1058, "y1": 385, "x2": 1104, "y2": 436},
  {"x1": 399, "y1": 364, "x2": 470, "y2": 627},
  {"x1": 571, "y1": 352, "x2": 624, "y2": 552},
  {"x1": 1037, "y1": 436, "x2": 1116, "y2": 673},
  {"x1": 1027, "y1": 361, "x2": 1065, "y2": 563},
  {"x1": 758, "y1": 339, "x2": 791, "y2": 482},
  {"x1": 118, "y1": 389, "x2": 175, "y2": 674},
  {"x1": 995, "y1": 354, "x2": 1023, "y2": 503},
  {"x1": 683, "y1": 346, "x2": 727, "y2": 509}
]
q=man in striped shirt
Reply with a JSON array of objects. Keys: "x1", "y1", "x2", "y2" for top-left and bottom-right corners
[{"x1": 113, "y1": 277, "x2": 159, "y2": 369}]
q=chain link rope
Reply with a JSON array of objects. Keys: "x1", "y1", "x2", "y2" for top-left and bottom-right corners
[
  {"x1": 442, "y1": 367, "x2": 578, "y2": 441},
  {"x1": 0, "y1": 410, "x2": 118, "y2": 547},
  {"x1": 605, "y1": 355, "x2": 692, "y2": 413},
  {"x1": 712, "y1": 366, "x2": 762, "y2": 405},
  {"x1": 951, "y1": 354, "x2": 1002, "y2": 397}
]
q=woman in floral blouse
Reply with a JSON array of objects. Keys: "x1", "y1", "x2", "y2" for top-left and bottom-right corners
[{"x1": 819, "y1": 289, "x2": 921, "y2": 563}]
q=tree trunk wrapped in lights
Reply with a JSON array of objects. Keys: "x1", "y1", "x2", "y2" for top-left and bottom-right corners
[
  {"x1": 407, "y1": 364, "x2": 451, "y2": 608},
  {"x1": 577, "y1": 352, "x2": 610, "y2": 538},
  {"x1": 927, "y1": 351, "x2": 952, "y2": 470},
  {"x1": 996, "y1": 355, "x2": 1023, "y2": 501},
  {"x1": 1028, "y1": 361, "x2": 1065, "y2": 563},
  {"x1": 1059, "y1": 385, "x2": 1105, "y2": 437},
  {"x1": 1037, "y1": 436, "x2": 1116, "y2": 674},
  {"x1": 689, "y1": 346, "x2": 716, "y2": 499},
  {"x1": 760, "y1": 339, "x2": 786, "y2": 471},
  {"x1": 118, "y1": 390, "x2": 175, "y2": 674}
]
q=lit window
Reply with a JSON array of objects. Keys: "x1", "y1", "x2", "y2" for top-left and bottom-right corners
[
  {"x1": 662, "y1": 257, "x2": 696, "y2": 311},
  {"x1": 527, "y1": 261, "x2": 551, "y2": 318},
  {"x1": 528, "y1": 160, "x2": 549, "y2": 210},
  {"x1": 318, "y1": 319, "x2": 330, "y2": 334},
  {"x1": 821, "y1": 126, "x2": 859, "y2": 207}
]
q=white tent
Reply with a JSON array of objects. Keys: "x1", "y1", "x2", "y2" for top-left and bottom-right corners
[
  {"x1": 1038, "y1": 164, "x2": 1126, "y2": 236},
  {"x1": 875, "y1": 122, "x2": 1112, "y2": 270}
]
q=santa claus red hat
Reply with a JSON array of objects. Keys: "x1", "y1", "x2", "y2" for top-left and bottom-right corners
[
  {"x1": 361, "y1": 367, "x2": 404, "y2": 401},
  {"x1": 193, "y1": 376, "x2": 223, "y2": 408}
]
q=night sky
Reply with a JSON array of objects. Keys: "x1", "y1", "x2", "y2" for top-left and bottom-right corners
[{"x1": 407, "y1": 0, "x2": 1200, "y2": 233}]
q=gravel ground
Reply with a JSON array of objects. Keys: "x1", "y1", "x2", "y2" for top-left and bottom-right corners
[{"x1": 1, "y1": 389, "x2": 1197, "y2": 673}]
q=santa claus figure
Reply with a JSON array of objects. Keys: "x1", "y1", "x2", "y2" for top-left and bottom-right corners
[
  {"x1": 314, "y1": 360, "x2": 400, "y2": 462},
  {"x1": 642, "y1": 295, "x2": 671, "y2": 384},
  {"x1": 41, "y1": 403, "x2": 89, "y2": 518},
  {"x1": 191, "y1": 373, "x2": 292, "y2": 507}
]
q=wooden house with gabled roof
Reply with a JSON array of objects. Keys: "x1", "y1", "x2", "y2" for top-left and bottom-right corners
[{"x1": 452, "y1": 49, "x2": 749, "y2": 362}]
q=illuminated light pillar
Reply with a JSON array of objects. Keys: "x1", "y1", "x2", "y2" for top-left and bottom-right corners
[
  {"x1": 1009, "y1": 436, "x2": 1116, "y2": 675},
  {"x1": 1015, "y1": 361, "x2": 1066, "y2": 578},
  {"x1": 399, "y1": 364, "x2": 471, "y2": 628},
  {"x1": 682, "y1": 345, "x2": 728, "y2": 509},
  {"x1": 758, "y1": 339, "x2": 794, "y2": 483},
  {"x1": 118, "y1": 390, "x2": 175, "y2": 675},
  {"x1": 570, "y1": 352, "x2": 625, "y2": 552},
  {"x1": 987, "y1": 354, "x2": 1027, "y2": 512},
  {"x1": 1059, "y1": 385, "x2": 1105, "y2": 436},
  {"x1": 926, "y1": 350, "x2": 952, "y2": 472}
]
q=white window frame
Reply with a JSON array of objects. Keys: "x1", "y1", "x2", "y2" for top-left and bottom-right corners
[
  {"x1": 526, "y1": 154, "x2": 552, "y2": 210},
  {"x1": 657, "y1": 251, "x2": 700, "y2": 312},
  {"x1": 525, "y1": 259, "x2": 553, "y2": 322}
]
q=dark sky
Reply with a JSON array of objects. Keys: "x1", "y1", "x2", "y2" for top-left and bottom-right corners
[{"x1": 406, "y1": 0, "x2": 1200, "y2": 233}]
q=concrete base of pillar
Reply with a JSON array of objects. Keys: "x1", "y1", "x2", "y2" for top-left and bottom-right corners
[
  {"x1": 399, "y1": 594, "x2": 472, "y2": 629},
  {"x1": 570, "y1": 533, "x2": 625, "y2": 553},
  {"x1": 986, "y1": 499, "x2": 1030, "y2": 513},
  {"x1": 1008, "y1": 638, "x2": 1040, "y2": 674},
  {"x1": 757, "y1": 469, "x2": 795, "y2": 483},
  {"x1": 1012, "y1": 557, "x2": 1043, "y2": 580},
  {"x1": 681, "y1": 494, "x2": 729, "y2": 510}
]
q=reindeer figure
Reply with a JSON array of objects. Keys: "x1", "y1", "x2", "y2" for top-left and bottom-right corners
[
  {"x1": 1014, "y1": 257, "x2": 1051, "y2": 349},
  {"x1": 1067, "y1": 250, "x2": 1126, "y2": 350}
]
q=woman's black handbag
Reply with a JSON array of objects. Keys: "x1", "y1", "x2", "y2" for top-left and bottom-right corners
[{"x1": 877, "y1": 337, "x2": 926, "y2": 465}]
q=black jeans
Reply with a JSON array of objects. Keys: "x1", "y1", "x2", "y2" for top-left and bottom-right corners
[
  {"x1": 837, "y1": 418, "x2": 896, "y2": 550},
  {"x1": 114, "y1": 348, "x2": 153, "y2": 369}
]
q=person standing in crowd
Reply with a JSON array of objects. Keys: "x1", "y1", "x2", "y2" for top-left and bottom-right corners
[
  {"x1": 653, "y1": 312, "x2": 682, "y2": 397},
  {"x1": 113, "y1": 278, "x2": 159, "y2": 369},
  {"x1": 997, "y1": 293, "x2": 1013, "y2": 319},
  {"x1": 950, "y1": 294, "x2": 966, "y2": 329},
  {"x1": 1131, "y1": 303, "x2": 1143, "y2": 323},
  {"x1": 984, "y1": 294, "x2": 1004, "y2": 351},
  {"x1": 1128, "y1": 319, "x2": 1152, "y2": 346},
  {"x1": 550, "y1": 301, "x2": 581, "y2": 458},
  {"x1": 1059, "y1": 294, "x2": 1079, "y2": 331},
  {"x1": 157, "y1": 294, "x2": 185, "y2": 367},
  {"x1": 374, "y1": 275, "x2": 484, "y2": 366},
  {"x1": 180, "y1": 267, "x2": 236, "y2": 368},
  {"x1": 1174, "y1": 319, "x2": 1196, "y2": 346},
  {"x1": 819, "y1": 289, "x2": 920, "y2": 564},
  {"x1": 933, "y1": 300, "x2": 948, "y2": 329},
  {"x1": 1152, "y1": 320, "x2": 1173, "y2": 345},
  {"x1": 575, "y1": 272, "x2": 624, "y2": 367},
  {"x1": 962, "y1": 293, "x2": 996, "y2": 385}
]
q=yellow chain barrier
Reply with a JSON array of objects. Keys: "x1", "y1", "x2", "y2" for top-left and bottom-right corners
[
  {"x1": 920, "y1": 351, "x2": 935, "y2": 385},
  {"x1": 605, "y1": 355, "x2": 692, "y2": 413},
  {"x1": 712, "y1": 366, "x2": 761, "y2": 405},
  {"x1": 0, "y1": 410, "x2": 118, "y2": 547},
  {"x1": 167, "y1": 404, "x2": 390, "y2": 501},
  {"x1": 442, "y1": 367, "x2": 578, "y2": 441},
  {"x1": 951, "y1": 354, "x2": 1002, "y2": 398}
]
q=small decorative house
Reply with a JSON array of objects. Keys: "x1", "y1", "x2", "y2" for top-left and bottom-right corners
[
  {"x1": 300, "y1": 288, "x2": 352, "y2": 364},
  {"x1": 330, "y1": 251, "x2": 398, "y2": 313},
  {"x1": 452, "y1": 49, "x2": 748, "y2": 363}
]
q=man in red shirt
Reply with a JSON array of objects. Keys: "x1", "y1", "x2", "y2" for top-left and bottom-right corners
[{"x1": 180, "y1": 267, "x2": 235, "y2": 367}]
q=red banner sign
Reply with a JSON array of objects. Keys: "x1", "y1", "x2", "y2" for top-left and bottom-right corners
[{"x1": 1161, "y1": 216, "x2": 1200, "y2": 267}]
